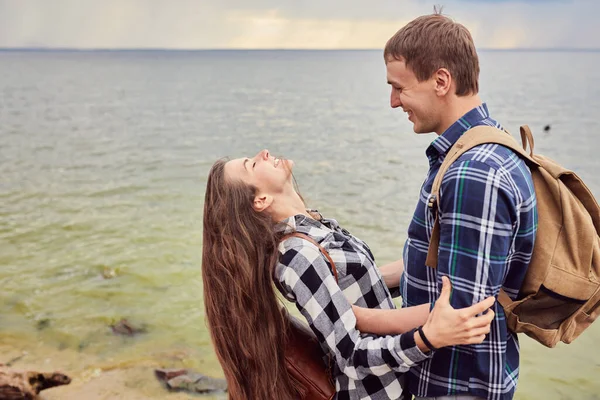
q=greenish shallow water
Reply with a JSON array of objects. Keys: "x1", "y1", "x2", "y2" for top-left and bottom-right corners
[{"x1": 1, "y1": 50, "x2": 599, "y2": 399}]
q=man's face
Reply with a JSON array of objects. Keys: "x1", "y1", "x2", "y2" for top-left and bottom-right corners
[{"x1": 386, "y1": 58, "x2": 440, "y2": 134}]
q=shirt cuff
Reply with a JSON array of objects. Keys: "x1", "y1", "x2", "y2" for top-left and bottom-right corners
[{"x1": 399, "y1": 328, "x2": 434, "y2": 364}]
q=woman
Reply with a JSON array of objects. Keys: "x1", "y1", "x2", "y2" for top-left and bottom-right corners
[{"x1": 202, "y1": 150, "x2": 495, "y2": 400}]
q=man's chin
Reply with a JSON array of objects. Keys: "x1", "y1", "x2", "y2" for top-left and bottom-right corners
[
  {"x1": 412, "y1": 124, "x2": 434, "y2": 135},
  {"x1": 412, "y1": 125, "x2": 426, "y2": 134}
]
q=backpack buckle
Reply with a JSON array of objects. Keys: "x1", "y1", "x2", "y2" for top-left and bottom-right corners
[{"x1": 428, "y1": 194, "x2": 437, "y2": 209}]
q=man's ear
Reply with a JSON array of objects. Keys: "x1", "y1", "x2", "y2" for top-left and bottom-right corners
[
  {"x1": 253, "y1": 194, "x2": 273, "y2": 213},
  {"x1": 434, "y1": 68, "x2": 452, "y2": 96}
]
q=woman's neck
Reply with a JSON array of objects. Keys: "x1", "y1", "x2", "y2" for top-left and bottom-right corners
[{"x1": 269, "y1": 190, "x2": 312, "y2": 223}]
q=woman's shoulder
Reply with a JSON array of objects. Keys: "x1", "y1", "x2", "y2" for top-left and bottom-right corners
[
  {"x1": 277, "y1": 235, "x2": 323, "y2": 263},
  {"x1": 274, "y1": 236, "x2": 339, "y2": 300},
  {"x1": 276, "y1": 233, "x2": 337, "y2": 278},
  {"x1": 274, "y1": 237, "x2": 322, "y2": 294}
]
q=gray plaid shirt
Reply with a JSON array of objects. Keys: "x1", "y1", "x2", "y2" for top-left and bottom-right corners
[{"x1": 274, "y1": 212, "x2": 431, "y2": 400}]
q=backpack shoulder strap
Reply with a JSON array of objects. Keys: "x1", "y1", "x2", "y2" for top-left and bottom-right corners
[
  {"x1": 279, "y1": 232, "x2": 339, "y2": 283},
  {"x1": 425, "y1": 125, "x2": 539, "y2": 269},
  {"x1": 425, "y1": 125, "x2": 540, "y2": 309},
  {"x1": 429, "y1": 125, "x2": 539, "y2": 206}
]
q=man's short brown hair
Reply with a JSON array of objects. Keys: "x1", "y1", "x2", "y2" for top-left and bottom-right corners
[{"x1": 384, "y1": 13, "x2": 480, "y2": 96}]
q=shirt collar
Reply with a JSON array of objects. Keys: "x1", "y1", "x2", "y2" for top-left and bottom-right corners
[
  {"x1": 275, "y1": 210, "x2": 337, "y2": 238},
  {"x1": 426, "y1": 103, "x2": 492, "y2": 161}
]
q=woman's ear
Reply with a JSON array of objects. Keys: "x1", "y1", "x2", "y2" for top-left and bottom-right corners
[
  {"x1": 434, "y1": 68, "x2": 452, "y2": 96},
  {"x1": 253, "y1": 194, "x2": 273, "y2": 212}
]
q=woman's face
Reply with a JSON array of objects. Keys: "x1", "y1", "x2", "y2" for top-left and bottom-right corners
[{"x1": 224, "y1": 149, "x2": 294, "y2": 197}]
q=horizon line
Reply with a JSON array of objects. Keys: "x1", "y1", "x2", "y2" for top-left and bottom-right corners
[{"x1": 1, "y1": 47, "x2": 599, "y2": 53}]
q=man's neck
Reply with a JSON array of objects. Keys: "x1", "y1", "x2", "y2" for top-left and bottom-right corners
[{"x1": 435, "y1": 95, "x2": 482, "y2": 135}]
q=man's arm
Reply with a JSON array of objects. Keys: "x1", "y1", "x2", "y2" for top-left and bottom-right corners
[
  {"x1": 353, "y1": 277, "x2": 496, "y2": 343},
  {"x1": 378, "y1": 259, "x2": 404, "y2": 289},
  {"x1": 437, "y1": 159, "x2": 520, "y2": 308}
]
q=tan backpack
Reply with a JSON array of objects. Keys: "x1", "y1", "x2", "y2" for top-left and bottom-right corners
[{"x1": 425, "y1": 125, "x2": 600, "y2": 348}]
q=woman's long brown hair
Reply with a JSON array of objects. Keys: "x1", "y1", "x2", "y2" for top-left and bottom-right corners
[{"x1": 202, "y1": 159, "x2": 300, "y2": 399}]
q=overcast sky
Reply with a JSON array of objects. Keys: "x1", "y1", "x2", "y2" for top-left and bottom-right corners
[{"x1": 0, "y1": 0, "x2": 596, "y2": 50}]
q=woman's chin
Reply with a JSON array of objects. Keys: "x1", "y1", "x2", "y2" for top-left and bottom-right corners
[{"x1": 281, "y1": 158, "x2": 294, "y2": 171}]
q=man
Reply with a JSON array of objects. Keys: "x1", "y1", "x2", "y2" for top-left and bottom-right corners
[{"x1": 384, "y1": 12, "x2": 537, "y2": 400}]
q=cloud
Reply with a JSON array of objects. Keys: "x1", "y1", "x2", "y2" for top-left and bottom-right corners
[
  {"x1": 225, "y1": 11, "x2": 415, "y2": 49},
  {"x1": 446, "y1": 0, "x2": 598, "y2": 49},
  {"x1": 0, "y1": 0, "x2": 233, "y2": 48},
  {"x1": 0, "y1": 0, "x2": 596, "y2": 49}
]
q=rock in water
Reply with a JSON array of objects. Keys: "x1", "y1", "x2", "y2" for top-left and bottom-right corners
[
  {"x1": 102, "y1": 266, "x2": 117, "y2": 279},
  {"x1": 110, "y1": 319, "x2": 147, "y2": 337},
  {"x1": 0, "y1": 367, "x2": 71, "y2": 399},
  {"x1": 154, "y1": 368, "x2": 227, "y2": 394},
  {"x1": 154, "y1": 369, "x2": 186, "y2": 381}
]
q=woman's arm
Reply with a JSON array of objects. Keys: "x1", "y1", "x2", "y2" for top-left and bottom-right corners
[
  {"x1": 354, "y1": 276, "x2": 496, "y2": 350},
  {"x1": 378, "y1": 259, "x2": 404, "y2": 289},
  {"x1": 276, "y1": 242, "x2": 495, "y2": 379},
  {"x1": 276, "y1": 243, "x2": 431, "y2": 379},
  {"x1": 353, "y1": 303, "x2": 429, "y2": 335}
]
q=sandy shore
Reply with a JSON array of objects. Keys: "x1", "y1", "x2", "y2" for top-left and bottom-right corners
[{"x1": 0, "y1": 337, "x2": 226, "y2": 400}]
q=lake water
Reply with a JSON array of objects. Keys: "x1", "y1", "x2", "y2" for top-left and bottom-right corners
[{"x1": 1, "y1": 49, "x2": 599, "y2": 399}]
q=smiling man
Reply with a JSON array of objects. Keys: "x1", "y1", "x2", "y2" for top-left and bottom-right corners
[{"x1": 384, "y1": 12, "x2": 537, "y2": 400}]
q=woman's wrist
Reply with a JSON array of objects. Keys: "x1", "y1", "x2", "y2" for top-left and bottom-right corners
[
  {"x1": 414, "y1": 329, "x2": 430, "y2": 353},
  {"x1": 420, "y1": 323, "x2": 441, "y2": 350},
  {"x1": 417, "y1": 326, "x2": 438, "y2": 352}
]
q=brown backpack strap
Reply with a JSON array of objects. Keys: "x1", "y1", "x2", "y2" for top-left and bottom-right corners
[
  {"x1": 280, "y1": 232, "x2": 339, "y2": 283},
  {"x1": 424, "y1": 125, "x2": 541, "y2": 307},
  {"x1": 497, "y1": 288, "x2": 513, "y2": 309},
  {"x1": 520, "y1": 125, "x2": 535, "y2": 157},
  {"x1": 425, "y1": 125, "x2": 540, "y2": 270}
]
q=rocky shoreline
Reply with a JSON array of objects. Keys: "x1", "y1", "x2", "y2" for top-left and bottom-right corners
[
  {"x1": 0, "y1": 365, "x2": 71, "y2": 399},
  {"x1": 0, "y1": 338, "x2": 227, "y2": 400}
]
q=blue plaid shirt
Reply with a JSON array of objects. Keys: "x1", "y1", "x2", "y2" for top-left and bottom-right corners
[{"x1": 400, "y1": 104, "x2": 537, "y2": 400}]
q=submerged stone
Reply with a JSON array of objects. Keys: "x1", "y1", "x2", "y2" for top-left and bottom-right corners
[
  {"x1": 154, "y1": 368, "x2": 227, "y2": 394},
  {"x1": 110, "y1": 319, "x2": 147, "y2": 337},
  {"x1": 36, "y1": 318, "x2": 51, "y2": 331}
]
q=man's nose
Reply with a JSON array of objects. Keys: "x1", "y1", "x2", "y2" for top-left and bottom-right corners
[{"x1": 390, "y1": 91, "x2": 401, "y2": 108}]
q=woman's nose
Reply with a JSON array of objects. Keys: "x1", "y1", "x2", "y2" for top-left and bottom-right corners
[{"x1": 253, "y1": 149, "x2": 270, "y2": 163}]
